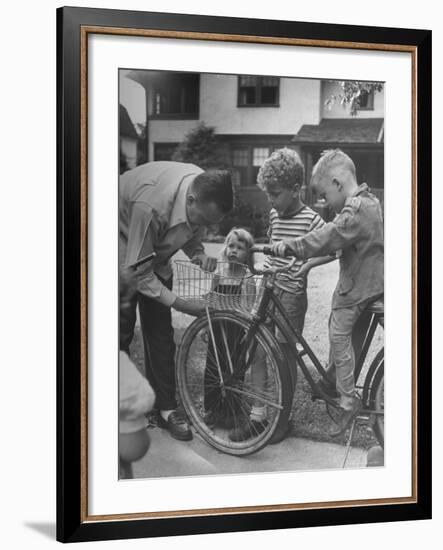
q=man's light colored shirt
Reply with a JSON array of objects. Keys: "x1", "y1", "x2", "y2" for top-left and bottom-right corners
[{"x1": 119, "y1": 162, "x2": 205, "y2": 306}]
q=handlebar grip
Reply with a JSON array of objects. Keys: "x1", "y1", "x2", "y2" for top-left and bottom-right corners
[
  {"x1": 251, "y1": 244, "x2": 295, "y2": 259},
  {"x1": 251, "y1": 244, "x2": 274, "y2": 256}
]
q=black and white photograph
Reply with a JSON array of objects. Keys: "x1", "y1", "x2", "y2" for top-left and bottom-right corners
[
  {"x1": 118, "y1": 69, "x2": 385, "y2": 480},
  {"x1": 1, "y1": 0, "x2": 437, "y2": 546},
  {"x1": 54, "y1": 5, "x2": 431, "y2": 542}
]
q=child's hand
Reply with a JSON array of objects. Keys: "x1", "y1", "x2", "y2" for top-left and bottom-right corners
[
  {"x1": 294, "y1": 263, "x2": 310, "y2": 278},
  {"x1": 272, "y1": 241, "x2": 291, "y2": 258},
  {"x1": 192, "y1": 253, "x2": 218, "y2": 272}
]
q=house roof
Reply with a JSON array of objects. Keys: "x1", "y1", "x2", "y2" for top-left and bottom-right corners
[
  {"x1": 293, "y1": 118, "x2": 384, "y2": 145},
  {"x1": 119, "y1": 104, "x2": 139, "y2": 140}
]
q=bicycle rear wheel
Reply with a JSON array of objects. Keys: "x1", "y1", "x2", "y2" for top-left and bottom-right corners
[
  {"x1": 176, "y1": 311, "x2": 292, "y2": 455},
  {"x1": 368, "y1": 351, "x2": 384, "y2": 447}
]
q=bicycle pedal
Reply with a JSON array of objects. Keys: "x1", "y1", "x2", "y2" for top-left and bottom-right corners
[{"x1": 310, "y1": 390, "x2": 333, "y2": 403}]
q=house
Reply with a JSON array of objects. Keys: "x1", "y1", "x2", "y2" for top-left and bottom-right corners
[
  {"x1": 125, "y1": 71, "x2": 384, "y2": 211},
  {"x1": 119, "y1": 104, "x2": 139, "y2": 171}
]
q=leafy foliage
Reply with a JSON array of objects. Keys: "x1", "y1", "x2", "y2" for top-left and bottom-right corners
[
  {"x1": 119, "y1": 150, "x2": 128, "y2": 174},
  {"x1": 171, "y1": 122, "x2": 270, "y2": 239},
  {"x1": 171, "y1": 122, "x2": 230, "y2": 169},
  {"x1": 218, "y1": 195, "x2": 269, "y2": 239},
  {"x1": 325, "y1": 81, "x2": 384, "y2": 116}
]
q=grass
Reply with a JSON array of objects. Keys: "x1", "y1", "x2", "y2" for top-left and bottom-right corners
[{"x1": 129, "y1": 243, "x2": 384, "y2": 449}]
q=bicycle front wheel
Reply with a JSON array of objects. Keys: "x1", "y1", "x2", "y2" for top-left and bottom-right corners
[{"x1": 176, "y1": 311, "x2": 292, "y2": 455}]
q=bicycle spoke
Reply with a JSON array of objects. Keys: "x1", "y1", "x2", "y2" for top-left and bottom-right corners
[
  {"x1": 177, "y1": 311, "x2": 291, "y2": 455},
  {"x1": 225, "y1": 384, "x2": 283, "y2": 411},
  {"x1": 220, "y1": 322, "x2": 235, "y2": 375}
]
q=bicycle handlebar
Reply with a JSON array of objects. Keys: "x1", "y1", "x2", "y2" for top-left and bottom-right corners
[
  {"x1": 250, "y1": 245, "x2": 297, "y2": 275},
  {"x1": 251, "y1": 244, "x2": 274, "y2": 256},
  {"x1": 251, "y1": 244, "x2": 294, "y2": 258}
]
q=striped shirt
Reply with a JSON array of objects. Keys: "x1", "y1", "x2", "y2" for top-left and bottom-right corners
[{"x1": 268, "y1": 205, "x2": 325, "y2": 294}]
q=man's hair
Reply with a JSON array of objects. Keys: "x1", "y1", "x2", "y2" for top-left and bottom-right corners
[
  {"x1": 193, "y1": 170, "x2": 234, "y2": 213},
  {"x1": 257, "y1": 148, "x2": 305, "y2": 191},
  {"x1": 311, "y1": 149, "x2": 357, "y2": 184}
]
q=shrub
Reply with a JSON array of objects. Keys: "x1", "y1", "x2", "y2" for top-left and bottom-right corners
[
  {"x1": 172, "y1": 122, "x2": 230, "y2": 169},
  {"x1": 218, "y1": 195, "x2": 269, "y2": 240}
]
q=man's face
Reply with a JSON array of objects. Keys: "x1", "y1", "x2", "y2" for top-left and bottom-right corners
[
  {"x1": 264, "y1": 185, "x2": 298, "y2": 217},
  {"x1": 314, "y1": 176, "x2": 346, "y2": 214},
  {"x1": 186, "y1": 196, "x2": 225, "y2": 228}
]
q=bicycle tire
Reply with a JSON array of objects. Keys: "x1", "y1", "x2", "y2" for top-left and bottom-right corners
[
  {"x1": 368, "y1": 352, "x2": 384, "y2": 447},
  {"x1": 176, "y1": 311, "x2": 292, "y2": 455}
]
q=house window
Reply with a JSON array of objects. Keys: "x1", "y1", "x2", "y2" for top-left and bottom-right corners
[
  {"x1": 152, "y1": 73, "x2": 199, "y2": 118},
  {"x1": 252, "y1": 147, "x2": 270, "y2": 185},
  {"x1": 238, "y1": 76, "x2": 279, "y2": 107},
  {"x1": 232, "y1": 147, "x2": 249, "y2": 187},
  {"x1": 356, "y1": 89, "x2": 375, "y2": 110},
  {"x1": 231, "y1": 145, "x2": 273, "y2": 186},
  {"x1": 233, "y1": 148, "x2": 249, "y2": 167},
  {"x1": 252, "y1": 147, "x2": 270, "y2": 166}
]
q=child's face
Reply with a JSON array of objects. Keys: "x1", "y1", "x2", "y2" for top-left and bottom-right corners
[
  {"x1": 265, "y1": 185, "x2": 299, "y2": 216},
  {"x1": 226, "y1": 236, "x2": 248, "y2": 264},
  {"x1": 314, "y1": 176, "x2": 346, "y2": 214}
]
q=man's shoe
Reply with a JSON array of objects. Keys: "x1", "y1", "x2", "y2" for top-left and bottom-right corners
[
  {"x1": 229, "y1": 419, "x2": 268, "y2": 442},
  {"x1": 330, "y1": 398, "x2": 362, "y2": 437},
  {"x1": 202, "y1": 409, "x2": 236, "y2": 430},
  {"x1": 157, "y1": 411, "x2": 193, "y2": 441},
  {"x1": 315, "y1": 378, "x2": 340, "y2": 399}
]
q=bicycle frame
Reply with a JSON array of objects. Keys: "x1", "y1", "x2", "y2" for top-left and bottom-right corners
[{"x1": 243, "y1": 273, "x2": 383, "y2": 408}]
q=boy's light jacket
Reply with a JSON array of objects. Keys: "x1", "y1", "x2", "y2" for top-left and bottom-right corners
[{"x1": 287, "y1": 184, "x2": 384, "y2": 309}]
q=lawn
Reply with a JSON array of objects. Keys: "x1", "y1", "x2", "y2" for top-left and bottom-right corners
[{"x1": 129, "y1": 243, "x2": 384, "y2": 448}]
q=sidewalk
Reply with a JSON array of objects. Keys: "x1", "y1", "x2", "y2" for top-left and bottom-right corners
[{"x1": 133, "y1": 425, "x2": 368, "y2": 480}]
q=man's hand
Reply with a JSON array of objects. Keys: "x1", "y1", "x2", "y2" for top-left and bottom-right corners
[
  {"x1": 191, "y1": 253, "x2": 217, "y2": 272},
  {"x1": 172, "y1": 297, "x2": 206, "y2": 316},
  {"x1": 120, "y1": 265, "x2": 137, "y2": 315},
  {"x1": 271, "y1": 241, "x2": 292, "y2": 258}
]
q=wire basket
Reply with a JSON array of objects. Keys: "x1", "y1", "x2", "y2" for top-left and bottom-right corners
[{"x1": 174, "y1": 260, "x2": 258, "y2": 312}]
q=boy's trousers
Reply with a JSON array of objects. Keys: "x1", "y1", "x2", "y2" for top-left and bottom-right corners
[{"x1": 328, "y1": 297, "x2": 373, "y2": 406}]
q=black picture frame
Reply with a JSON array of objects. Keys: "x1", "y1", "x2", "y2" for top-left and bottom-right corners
[{"x1": 57, "y1": 6, "x2": 432, "y2": 543}]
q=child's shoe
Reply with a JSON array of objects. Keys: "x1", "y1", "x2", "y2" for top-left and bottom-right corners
[
  {"x1": 229, "y1": 419, "x2": 268, "y2": 442},
  {"x1": 330, "y1": 397, "x2": 362, "y2": 437},
  {"x1": 202, "y1": 409, "x2": 220, "y2": 429},
  {"x1": 314, "y1": 378, "x2": 340, "y2": 399}
]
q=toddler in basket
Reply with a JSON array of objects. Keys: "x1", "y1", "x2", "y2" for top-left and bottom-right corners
[
  {"x1": 204, "y1": 228, "x2": 256, "y2": 427},
  {"x1": 211, "y1": 227, "x2": 255, "y2": 301}
]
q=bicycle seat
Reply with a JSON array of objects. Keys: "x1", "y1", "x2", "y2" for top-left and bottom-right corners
[{"x1": 366, "y1": 297, "x2": 384, "y2": 314}]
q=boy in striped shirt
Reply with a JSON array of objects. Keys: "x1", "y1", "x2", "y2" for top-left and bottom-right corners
[
  {"x1": 258, "y1": 148, "x2": 334, "y2": 338},
  {"x1": 229, "y1": 148, "x2": 334, "y2": 443}
]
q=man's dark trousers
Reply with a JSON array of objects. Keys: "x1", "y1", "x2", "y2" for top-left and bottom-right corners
[{"x1": 120, "y1": 276, "x2": 177, "y2": 412}]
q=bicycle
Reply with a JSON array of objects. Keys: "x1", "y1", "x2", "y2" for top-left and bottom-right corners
[{"x1": 175, "y1": 246, "x2": 384, "y2": 456}]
